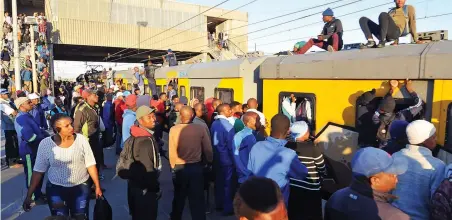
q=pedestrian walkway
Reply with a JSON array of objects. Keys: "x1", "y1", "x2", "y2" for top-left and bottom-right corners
[{"x1": 1, "y1": 133, "x2": 236, "y2": 220}]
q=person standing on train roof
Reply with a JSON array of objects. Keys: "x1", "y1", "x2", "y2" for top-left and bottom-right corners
[
  {"x1": 247, "y1": 114, "x2": 308, "y2": 206},
  {"x1": 286, "y1": 121, "x2": 326, "y2": 220},
  {"x1": 210, "y1": 103, "x2": 236, "y2": 215},
  {"x1": 324, "y1": 147, "x2": 409, "y2": 220},
  {"x1": 372, "y1": 80, "x2": 423, "y2": 148},
  {"x1": 232, "y1": 112, "x2": 261, "y2": 186},
  {"x1": 163, "y1": 49, "x2": 178, "y2": 67},
  {"x1": 391, "y1": 120, "x2": 446, "y2": 220},
  {"x1": 294, "y1": 8, "x2": 343, "y2": 54},
  {"x1": 359, "y1": 0, "x2": 422, "y2": 48}
]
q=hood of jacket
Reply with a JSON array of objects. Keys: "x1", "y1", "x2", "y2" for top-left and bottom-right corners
[{"x1": 130, "y1": 125, "x2": 153, "y2": 138}]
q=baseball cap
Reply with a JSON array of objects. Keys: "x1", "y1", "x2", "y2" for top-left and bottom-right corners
[
  {"x1": 125, "y1": 94, "x2": 138, "y2": 107},
  {"x1": 168, "y1": 49, "x2": 173, "y2": 53},
  {"x1": 123, "y1": 91, "x2": 131, "y2": 97},
  {"x1": 28, "y1": 93, "x2": 40, "y2": 100},
  {"x1": 351, "y1": 147, "x2": 407, "y2": 177},
  {"x1": 14, "y1": 97, "x2": 30, "y2": 108},
  {"x1": 0, "y1": 88, "x2": 9, "y2": 94},
  {"x1": 290, "y1": 121, "x2": 309, "y2": 139},
  {"x1": 136, "y1": 106, "x2": 156, "y2": 120},
  {"x1": 116, "y1": 92, "x2": 124, "y2": 97}
]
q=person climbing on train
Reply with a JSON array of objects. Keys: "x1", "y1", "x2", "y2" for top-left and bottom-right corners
[
  {"x1": 372, "y1": 80, "x2": 423, "y2": 148},
  {"x1": 325, "y1": 147, "x2": 409, "y2": 220},
  {"x1": 359, "y1": 0, "x2": 422, "y2": 48},
  {"x1": 356, "y1": 89, "x2": 380, "y2": 147},
  {"x1": 294, "y1": 8, "x2": 343, "y2": 54}
]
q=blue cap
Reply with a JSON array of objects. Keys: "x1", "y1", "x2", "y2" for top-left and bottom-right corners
[
  {"x1": 123, "y1": 91, "x2": 131, "y2": 97},
  {"x1": 389, "y1": 120, "x2": 409, "y2": 140},
  {"x1": 290, "y1": 121, "x2": 309, "y2": 139},
  {"x1": 322, "y1": 8, "x2": 334, "y2": 17},
  {"x1": 352, "y1": 147, "x2": 407, "y2": 177},
  {"x1": 0, "y1": 88, "x2": 9, "y2": 94},
  {"x1": 168, "y1": 49, "x2": 173, "y2": 53}
]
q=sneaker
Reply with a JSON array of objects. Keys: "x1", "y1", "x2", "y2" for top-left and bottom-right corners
[
  {"x1": 360, "y1": 40, "x2": 376, "y2": 49},
  {"x1": 377, "y1": 41, "x2": 386, "y2": 48},
  {"x1": 327, "y1": 45, "x2": 335, "y2": 52}
]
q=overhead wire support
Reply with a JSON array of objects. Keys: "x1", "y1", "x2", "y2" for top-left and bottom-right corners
[
  {"x1": 105, "y1": 0, "x2": 232, "y2": 60},
  {"x1": 109, "y1": 0, "x2": 362, "y2": 62}
]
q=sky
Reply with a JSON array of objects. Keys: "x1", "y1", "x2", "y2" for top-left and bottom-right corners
[{"x1": 54, "y1": 0, "x2": 452, "y2": 79}]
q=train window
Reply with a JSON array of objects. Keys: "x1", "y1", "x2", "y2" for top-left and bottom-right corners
[
  {"x1": 144, "y1": 85, "x2": 149, "y2": 95},
  {"x1": 446, "y1": 103, "x2": 452, "y2": 148},
  {"x1": 278, "y1": 92, "x2": 316, "y2": 134},
  {"x1": 180, "y1": 86, "x2": 186, "y2": 97},
  {"x1": 190, "y1": 87, "x2": 205, "y2": 103},
  {"x1": 215, "y1": 88, "x2": 234, "y2": 104}
]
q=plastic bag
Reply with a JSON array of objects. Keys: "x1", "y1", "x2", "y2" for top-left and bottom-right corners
[{"x1": 93, "y1": 195, "x2": 112, "y2": 220}]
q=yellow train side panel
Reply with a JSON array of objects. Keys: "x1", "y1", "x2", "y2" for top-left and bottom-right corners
[
  {"x1": 431, "y1": 80, "x2": 452, "y2": 146},
  {"x1": 263, "y1": 79, "x2": 398, "y2": 134},
  {"x1": 177, "y1": 79, "x2": 190, "y2": 98},
  {"x1": 218, "y1": 78, "x2": 244, "y2": 104}
]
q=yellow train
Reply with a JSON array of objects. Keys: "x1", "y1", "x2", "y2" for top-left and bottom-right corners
[{"x1": 117, "y1": 41, "x2": 452, "y2": 193}]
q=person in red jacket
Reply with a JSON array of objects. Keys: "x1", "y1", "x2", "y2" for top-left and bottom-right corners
[{"x1": 114, "y1": 92, "x2": 126, "y2": 154}]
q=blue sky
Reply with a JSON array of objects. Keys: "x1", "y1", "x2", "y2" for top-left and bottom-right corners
[
  {"x1": 54, "y1": 0, "x2": 451, "y2": 78},
  {"x1": 180, "y1": 0, "x2": 452, "y2": 54}
]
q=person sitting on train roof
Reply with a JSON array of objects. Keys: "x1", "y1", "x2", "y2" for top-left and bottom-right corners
[
  {"x1": 359, "y1": 0, "x2": 422, "y2": 48},
  {"x1": 372, "y1": 80, "x2": 423, "y2": 148},
  {"x1": 391, "y1": 120, "x2": 446, "y2": 220},
  {"x1": 294, "y1": 8, "x2": 343, "y2": 54},
  {"x1": 324, "y1": 147, "x2": 409, "y2": 220}
]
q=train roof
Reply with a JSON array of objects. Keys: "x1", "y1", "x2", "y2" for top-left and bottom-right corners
[
  {"x1": 260, "y1": 41, "x2": 452, "y2": 80},
  {"x1": 155, "y1": 57, "x2": 267, "y2": 79}
]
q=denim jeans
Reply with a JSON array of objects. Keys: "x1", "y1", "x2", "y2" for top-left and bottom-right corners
[{"x1": 46, "y1": 180, "x2": 91, "y2": 219}]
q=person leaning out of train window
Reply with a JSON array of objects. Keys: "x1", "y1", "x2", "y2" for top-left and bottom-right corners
[
  {"x1": 359, "y1": 0, "x2": 422, "y2": 49},
  {"x1": 285, "y1": 121, "x2": 326, "y2": 220},
  {"x1": 324, "y1": 147, "x2": 410, "y2": 220},
  {"x1": 372, "y1": 80, "x2": 423, "y2": 148},
  {"x1": 294, "y1": 8, "x2": 343, "y2": 54}
]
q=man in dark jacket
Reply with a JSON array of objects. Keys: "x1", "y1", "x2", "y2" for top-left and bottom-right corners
[
  {"x1": 294, "y1": 8, "x2": 343, "y2": 54},
  {"x1": 325, "y1": 147, "x2": 409, "y2": 220},
  {"x1": 122, "y1": 106, "x2": 161, "y2": 220}
]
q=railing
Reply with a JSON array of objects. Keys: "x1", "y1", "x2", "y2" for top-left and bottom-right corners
[{"x1": 227, "y1": 39, "x2": 247, "y2": 58}]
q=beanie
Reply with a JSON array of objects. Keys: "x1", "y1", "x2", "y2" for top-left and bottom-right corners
[
  {"x1": 379, "y1": 95, "x2": 396, "y2": 113},
  {"x1": 322, "y1": 8, "x2": 334, "y2": 17},
  {"x1": 406, "y1": 120, "x2": 436, "y2": 145},
  {"x1": 389, "y1": 120, "x2": 409, "y2": 140}
]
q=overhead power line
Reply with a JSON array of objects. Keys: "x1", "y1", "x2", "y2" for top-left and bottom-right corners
[
  {"x1": 109, "y1": 0, "x2": 362, "y2": 62},
  {"x1": 105, "y1": 0, "x2": 232, "y2": 60}
]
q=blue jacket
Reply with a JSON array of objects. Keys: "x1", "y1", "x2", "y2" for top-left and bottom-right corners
[
  {"x1": 211, "y1": 118, "x2": 236, "y2": 166},
  {"x1": 14, "y1": 111, "x2": 47, "y2": 156},
  {"x1": 391, "y1": 145, "x2": 446, "y2": 220},
  {"x1": 247, "y1": 137, "x2": 308, "y2": 205},
  {"x1": 21, "y1": 69, "x2": 32, "y2": 81},
  {"x1": 102, "y1": 101, "x2": 114, "y2": 129},
  {"x1": 30, "y1": 104, "x2": 48, "y2": 130},
  {"x1": 134, "y1": 72, "x2": 144, "y2": 86},
  {"x1": 122, "y1": 109, "x2": 136, "y2": 145},
  {"x1": 233, "y1": 127, "x2": 258, "y2": 183}
]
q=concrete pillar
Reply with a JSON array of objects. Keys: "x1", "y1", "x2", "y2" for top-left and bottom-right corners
[
  {"x1": 12, "y1": 0, "x2": 21, "y2": 91},
  {"x1": 30, "y1": 26, "x2": 38, "y2": 93}
]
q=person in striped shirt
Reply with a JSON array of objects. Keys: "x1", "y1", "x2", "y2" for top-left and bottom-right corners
[{"x1": 286, "y1": 121, "x2": 326, "y2": 220}]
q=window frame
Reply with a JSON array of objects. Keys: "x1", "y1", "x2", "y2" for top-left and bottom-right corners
[
  {"x1": 190, "y1": 86, "x2": 205, "y2": 103},
  {"x1": 446, "y1": 102, "x2": 452, "y2": 148},
  {"x1": 179, "y1": 86, "x2": 186, "y2": 97},
  {"x1": 278, "y1": 92, "x2": 317, "y2": 134},
  {"x1": 156, "y1": 85, "x2": 162, "y2": 94},
  {"x1": 214, "y1": 88, "x2": 234, "y2": 104}
]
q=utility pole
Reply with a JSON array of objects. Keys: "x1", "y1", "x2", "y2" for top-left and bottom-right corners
[
  {"x1": 12, "y1": 0, "x2": 20, "y2": 91},
  {"x1": 30, "y1": 25, "x2": 38, "y2": 93}
]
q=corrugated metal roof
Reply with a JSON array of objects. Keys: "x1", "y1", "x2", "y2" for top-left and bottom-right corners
[{"x1": 260, "y1": 41, "x2": 452, "y2": 80}]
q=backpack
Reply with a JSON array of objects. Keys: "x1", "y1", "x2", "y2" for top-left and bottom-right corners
[
  {"x1": 93, "y1": 195, "x2": 112, "y2": 220},
  {"x1": 389, "y1": 5, "x2": 410, "y2": 37},
  {"x1": 167, "y1": 54, "x2": 178, "y2": 67},
  {"x1": 116, "y1": 137, "x2": 137, "y2": 179},
  {"x1": 430, "y1": 177, "x2": 452, "y2": 220}
]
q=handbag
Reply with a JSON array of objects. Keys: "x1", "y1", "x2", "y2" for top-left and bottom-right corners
[{"x1": 93, "y1": 195, "x2": 112, "y2": 220}]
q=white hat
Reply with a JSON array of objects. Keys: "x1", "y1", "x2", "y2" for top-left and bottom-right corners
[
  {"x1": 406, "y1": 120, "x2": 436, "y2": 145},
  {"x1": 290, "y1": 121, "x2": 309, "y2": 139},
  {"x1": 116, "y1": 92, "x2": 124, "y2": 97},
  {"x1": 28, "y1": 93, "x2": 40, "y2": 100}
]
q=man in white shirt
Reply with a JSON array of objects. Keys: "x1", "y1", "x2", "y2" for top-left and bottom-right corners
[{"x1": 246, "y1": 98, "x2": 266, "y2": 128}]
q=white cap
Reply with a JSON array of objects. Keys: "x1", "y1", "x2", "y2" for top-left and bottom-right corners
[
  {"x1": 116, "y1": 92, "x2": 124, "y2": 97},
  {"x1": 28, "y1": 93, "x2": 40, "y2": 100},
  {"x1": 406, "y1": 120, "x2": 436, "y2": 145}
]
